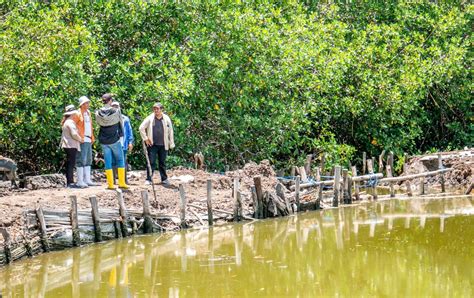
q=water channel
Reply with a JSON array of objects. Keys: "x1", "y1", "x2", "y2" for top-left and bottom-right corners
[{"x1": 1, "y1": 196, "x2": 473, "y2": 297}]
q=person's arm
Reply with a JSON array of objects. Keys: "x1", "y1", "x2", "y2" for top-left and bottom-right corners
[
  {"x1": 68, "y1": 121, "x2": 83, "y2": 143},
  {"x1": 126, "y1": 118, "x2": 134, "y2": 151},
  {"x1": 139, "y1": 116, "x2": 152, "y2": 146},
  {"x1": 168, "y1": 118, "x2": 175, "y2": 149}
]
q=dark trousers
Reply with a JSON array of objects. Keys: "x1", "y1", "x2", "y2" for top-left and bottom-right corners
[
  {"x1": 64, "y1": 148, "x2": 77, "y2": 185},
  {"x1": 146, "y1": 145, "x2": 168, "y2": 182}
]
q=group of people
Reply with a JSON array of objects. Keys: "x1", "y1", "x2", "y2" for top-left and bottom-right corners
[{"x1": 60, "y1": 94, "x2": 175, "y2": 190}]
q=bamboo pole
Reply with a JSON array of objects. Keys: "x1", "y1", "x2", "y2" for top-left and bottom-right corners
[
  {"x1": 351, "y1": 166, "x2": 360, "y2": 200},
  {"x1": 378, "y1": 168, "x2": 453, "y2": 183},
  {"x1": 70, "y1": 195, "x2": 81, "y2": 247},
  {"x1": 35, "y1": 206, "x2": 50, "y2": 252},
  {"x1": 333, "y1": 166, "x2": 341, "y2": 207},
  {"x1": 295, "y1": 176, "x2": 301, "y2": 212},
  {"x1": 141, "y1": 191, "x2": 153, "y2": 234},
  {"x1": 116, "y1": 190, "x2": 129, "y2": 237},
  {"x1": 438, "y1": 154, "x2": 445, "y2": 192},
  {"x1": 179, "y1": 184, "x2": 187, "y2": 228},
  {"x1": 206, "y1": 179, "x2": 213, "y2": 226},
  {"x1": 89, "y1": 196, "x2": 102, "y2": 242}
]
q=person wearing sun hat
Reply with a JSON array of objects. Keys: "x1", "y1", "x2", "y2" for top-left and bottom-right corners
[
  {"x1": 61, "y1": 105, "x2": 83, "y2": 188},
  {"x1": 74, "y1": 95, "x2": 98, "y2": 187}
]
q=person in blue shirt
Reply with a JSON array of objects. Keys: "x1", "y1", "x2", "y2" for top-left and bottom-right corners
[{"x1": 111, "y1": 101, "x2": 134, "y2": 183}]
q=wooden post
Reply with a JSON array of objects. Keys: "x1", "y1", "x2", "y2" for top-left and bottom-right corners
[
  {"x1": 116, "y1": 190, "x2": 129, "y2": 237},
  {"x1": 320, "y1": 153, "x2": 326, "y2": 175},
  {"x1": 70, "y1": 195, "x2": 81, "y2": 247},
  {"x1": 342, "y1": 169, "x2": 349, "y2": 204},
  {"x1": 254, "y1": 176, "x2": 264, "y2": 219},
  {"x1": 378, "y1": 150, "x2": 386, "y2": 174},
  {"x1": 206, "y1": 179, "x2": 213, "y2": 225},
  {"x1": 420, "y1": 177, "x2": 425, "y2": 195},
  {"x1": 305, "y1": 154, "x2": 313, "y2": 176},
  {"x1": 290, "y1": 166, "x2": 297, "y2": 177},
  {"x1": 362, "y1": 152, "x2": 367, "y2": 175},
  {"x1": 299, "y1": 166, "x2": 308, "y2": 182},
  {"x1": 351, "y1": 166, "x2": 360, "y2": 201},
  {"x1": 237, "y1": 191, "x2": 243, "y2": 220},
  {"x1": 179, "y1": 184, "x2": 187, "y2": 228},
  {"x1": 388, "y1": 151, "x2": 394, "y2": 174},
  {"x1": 386, "y1": 165, "x2": 395, "y2": 198},
  {"x1": 233, "y1": 178, "x2": 240, "y2": 222},
  {"x1": 315, "y1": 167, "x2": 322, "y2": 209},
  {"x1": 0, "y1": 228, "x2": 11, "y2": 264},
  {"x1": 36, "y1": 206, "x2": 50, "y2": 252},
  {"x1": 295, "y1": 176, "x2": 301, "y2": 212},
  {"x1": 251, "y1": 186, "x2": 258, "y2": 218},
  {"x1": 333, "y1": 166, "x2": 341, "y2": 207},
  {"x1": 347, "y1": 176, "x2": 352, "y2": 204},
  {"x1": 367, "y1": 159, "x2": 377, "y2": 200},
  {"x1": 404, "y1": 163, "x2": 413, "y2": 197},
  {"x1": 438, "y1": 154, "x2": 445, "y2": 193},
  {"x1": 141, "y1": 191, "x2": 153, "y2": 234},
  {"x1": 89, "y1": 196, "x2": 102, "y2": 242}
]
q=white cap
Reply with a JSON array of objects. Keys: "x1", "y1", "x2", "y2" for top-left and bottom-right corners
[{"x1": 78, "y1": 96, "x2": 90, "y2": 106}]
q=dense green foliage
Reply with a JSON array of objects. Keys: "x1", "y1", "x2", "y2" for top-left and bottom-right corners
[{"x1": 0, "y1": 1, "x2": 472, "y2": 174}]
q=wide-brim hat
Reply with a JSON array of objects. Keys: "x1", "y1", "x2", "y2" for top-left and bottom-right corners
[
  {"x1": 78, "y1": 96, "x2": 90, "y2": 106},
  {"x1": 63, "y1": 104, "x2": 76, "y2": 116}
]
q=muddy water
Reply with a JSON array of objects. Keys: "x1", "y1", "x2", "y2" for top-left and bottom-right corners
[{"x1": 1, "y1": 197, "x2": 473, "y2": 297}]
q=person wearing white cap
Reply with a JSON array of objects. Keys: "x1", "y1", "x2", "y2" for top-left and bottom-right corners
[
  {"x1": 61, "y1": 105, "x2": 83, "y2": 188},
  {"x1": 74, "y1": 96, "x2": 98, "y2": 187}
]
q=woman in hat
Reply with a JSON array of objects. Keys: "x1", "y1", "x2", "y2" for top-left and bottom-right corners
[{"x1": 61, "y1": 105, "x2": 84, "y2": 188}]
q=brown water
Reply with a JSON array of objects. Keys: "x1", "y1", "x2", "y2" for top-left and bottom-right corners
[{"x1": 1, "y1": 197, "x2": 473, "y2": 297}]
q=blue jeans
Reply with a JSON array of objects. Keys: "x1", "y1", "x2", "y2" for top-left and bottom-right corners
[
  {"x1": 76, "y1": 142, "x2": 92, "y2": 167},
  {"x1": 101, "y1": 141, "x2": 124, "y2": 170}
]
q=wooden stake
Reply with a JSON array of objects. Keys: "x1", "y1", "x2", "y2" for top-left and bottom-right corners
[
  {"x1": 295, "y1": 176, "x2": 301, "y2": 212},
  {"x1": 35, "y1": 206, "x2": 50, "y2": 252},
  {"x1": 206, "y1": 179, "x2": 213, "y2": 226},
  {"x1": 347, "y1": 176, "x2": 352, "y2": 204},
  {"x1": 70, "y1": 195, "x2": 81, "y2": 247},
  {"x1": 342, "y1": 169, "x2": 349, "y2": 204},
  {"x1": 253, "y1": 176, "x2": 264, "y2": 219},
  {"x1": 438, "y1": 154, "x2": 445, "y2": 193},
  {"x1": 333, "y1": 166, "x2": 341, "y2": 207},
  {"x1": 378, "y1": 150, "x2": 386, "y2": 174},
  {"x1": 116, "y1": 190, "x2": 129, "y2": 237},
  {"x1": 420, "y1": 177, "x2": 425, "y2": 195},
  {"x1": 141, "y1": 190, "x2": 153, "y2": 234},
  {"x1": 388, "y1": 151, "x2": 394, "y2": 174},
  {"x1": 233, "y1": 178, "x2": 240, "y2": 222},
  {"x1": 367, "y1": 159, "x2": 377, "y2": 200},
  {"x1": 179, "y1": 184, "x2": 187, "y2": 228},
  {"x1": 315, "y1": 167, "x2": 322, "y2": 209},
  {"x1": 299, "y1": 166, "x2": 308, "y2": 182},
  {"x1": 320, "y1": 153, "x2": 326, "y2": 175},
  {"x1": 0, "y1": 228, "x2": 11, "y2": 264},
  {"x1": 362, "y1": 152, "x2": 367, "y2": 175},
  {"x1": 403, "y1": 163, "x2": 413, "y2": 197},
  {"x1": 386, "y1": 165, "x2": 395, "y2": 198},
  {"x1": 351, "y1": 166, "x2": 360, "y2": 201},
  {"x1": 89, "y1": 196, "x2": 102, "y2": 242},
  {"x1": 290, "y1": 166, "x2": 297, "y2": 177}
]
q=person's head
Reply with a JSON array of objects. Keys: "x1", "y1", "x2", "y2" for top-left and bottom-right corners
[
  {"x1": 153, "y1": 102, "x2": 164, "y2": 118},
  {"x1": 101, "y1": 93, "x2": 114, "y2": 105},
  {"x1": 78, "y1": 96, "x2": 90, "y2": 110},
  {"x1": 62, "y1": 104, "x2": 76, "y2": 125},
  {"x1": 111, "y1": 101, "x2": 121, "y2": 111}
]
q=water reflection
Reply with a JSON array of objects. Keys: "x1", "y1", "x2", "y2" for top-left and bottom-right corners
[{"x1": 1, "y1": 197, "x2": 473, "y2": 297}]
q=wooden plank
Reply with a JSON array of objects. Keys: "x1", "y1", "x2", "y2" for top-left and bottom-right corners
[
  {"x1": 116, "y1": 190, "x2": 129, "y2": 237},
  {"x1": 35, "y1": 206, "x2": 50, "y2": 252},
  {"x1": 206, "y1": 179, "x2": 213, "y2": 226},
  {"x1": 70, "y1": 195, "x2": 81, "y2": 247},
  {"x1": 295, "y1": 176, "x2": 301, "y2": 212},
  {"x1": 89, "y1": 196, "x2": 103, "y2": 242},
  {"x1": 179, "y1": 184, "x2": 187, "y2": 228},
  {"x1": 333, "y1": 166, "x2": 341, "y2": 207},
  {"x1": 141, "y1": 191, "x2": 154, "y2": 234}
]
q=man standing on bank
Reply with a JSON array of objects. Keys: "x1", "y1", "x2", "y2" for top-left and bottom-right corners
[
  {"x1": 95, "y1": 93, "x2": 128, "y2": 190},
  {"x1": 75, "y1": 96, "x2": 99, "y2": 187},
  {"x1": 139, "y1": 102, "x2": 175, "y2": 185}
]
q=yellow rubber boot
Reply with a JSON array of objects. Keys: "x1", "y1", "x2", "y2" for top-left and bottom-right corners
[
  {"x1": 118, "y1": 168, "x2": 129, "y2": 189},
  {"x1": 105, "y1": 169, "x2": 116, "y2": 190}
]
